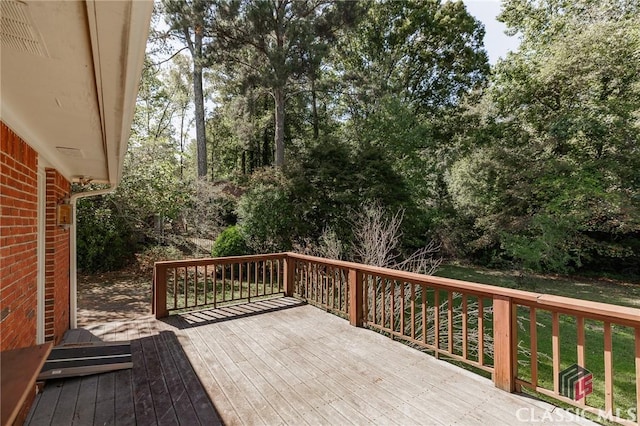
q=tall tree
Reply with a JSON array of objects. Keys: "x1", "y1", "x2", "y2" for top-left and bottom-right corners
[
  {"x1": 213, "y1": 0, "x2": 360, "y2": 167},
  {"x1": 335, "y1": 0, "x2": 488, "y2": 119},
  {"x1": 447, "y1": 0, "x2": 640, "y2": 272},
  {"x1": 166, "y1": 54, "x2": 194, "y2": 179},
  {"x1": 162, "y1": 0, "x2": 217, "y2": 178}
]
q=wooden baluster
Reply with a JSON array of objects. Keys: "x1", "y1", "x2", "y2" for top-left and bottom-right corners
[
  {"x1": 576, "y1": 316, "x2": 585, "y2": 405},
  {"x1": 312, "y1": 263, "x2": 317, "y2": 303},
  {"x1": 204, "y1": 265, "x2": 208, "y2": 306},
  {"x1": 223, "y1": 265, "x2": 228, "y2": 302},
  {"x1": 255, "y1": 261, "x2": 259, "y2": 297},
  {"x1": 277, "y1": 259, "x2": 281, "y2": 293},
  {"x1": 231, "y1": 263, "x2": 242, "y2": 300},
  {"x1": 552, "y1": 312, "x2": 560, "y2": 395},
  {"x1": 263, "y1": 260, "x2": 267, "y2": 295},
  {"x1": 551, "y1": 312, "x2": 560, "y2": 394},
  {"x1": 213, "y1": 264, "x2": 218, "y2": 309},
  {"x1": 390, "y1": 280, "x2": 395, "y2": 332},
  {"x1": 604, "y1": 321, "x2": 613, "y2": 413},
  {"x1": 381, "y1": 277, "x2": 386, "y2": 330},
  {"x1": 410, "y1": 283, "x2": 415, "y2": 340},
  {"x1": 344, "y1": 269, "x2": 348, "y2": 314},
  {"x1": 421, "y1": 285, "x2": 427, "y2": 344},
  {"x1": 448, "y1": 292, "x2": 454, "y2": 354},
  {"x1": 194, "y1": 265, "x2": 199, "y2": 307},
  {"x1": 183, "y1": 266, "x2": 188, "y2": 308},
  {"x1": 329, "y1": 266, "x2": 334, "y2": 310},
  {"x1": 173, "y1": 268, "x2": 178, "y2": 310},
  {"x1": 529, "y1": 307, "x2": 537, "y2": 388},
  {"x1": 270, "y1": 260, "x2": 274, "y2": 295},
  {"x1": 363, "y1": 273, "x2": 368, "y2": 323},
  {"x1": 478, "y1": 298, "x2": 484, "y2": 366},
  {"x1": 434, "y1": 290, "x2": 440, "y2": 356},
  {"x1": 400, "y1": 282, "x2": 405, "y2": 336},
  {"x1": 325, "y1": 265, "x2": 329, "y2": 308},
  {"x1": 462, "y1": 294, "x2": 468, "y2": 359},
  {"x1": 246, "y1": 262, "x2": 250, "y2": 302},
  {"x1": 372, "y1": 275, "x2": 377, "y2": 325}
]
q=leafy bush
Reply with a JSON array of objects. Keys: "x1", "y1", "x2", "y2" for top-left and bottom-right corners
[
  {"x1": 136, "y1": 245, "x2": 185, "y2": 273},
  {"x1": 77, "y1": 196, "x2": 136, "y2": 272},
  {"x1": 211, "y1": 226, "x2": 251, "y2": 257},
  {"x1": 237, "y1": 169, "x2": 298, "y2": 253}
]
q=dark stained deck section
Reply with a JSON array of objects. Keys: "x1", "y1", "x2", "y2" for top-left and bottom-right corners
[
  {"x1": 27, "y1": 297, "x2": 595, "y2": 425},
  {"x1": 25, "y1": 325, "x2": 221, "y2": 425}
]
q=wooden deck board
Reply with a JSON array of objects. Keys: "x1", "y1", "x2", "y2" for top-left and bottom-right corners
[
  {"x1": 49, "y1": 377, "x2": 81, "y2": 425},
  {"x1": 72, "y1": 374, "x2": 99, "y2": 425},
  {"x1": 167, "y1": 298, "x2": 595, "y2": 426},
  {"x1": 28, "y1": 298, "x2": 596, "y2": 425},
  {"x1": 138, "y1": 335, "x2": 178, "y2": 426},
  {"x1": 26, "y1": 322, "x2": 221, "y2": 426},
  {"x1": 113, "y1": 369, "x2": 135, "y2": 426},
  {"x1": 157, "y1": 331, "x2": 222, "y2": 425},
  {"x1": 94, "y1": 372, "x2": 116, "y2": 425}
]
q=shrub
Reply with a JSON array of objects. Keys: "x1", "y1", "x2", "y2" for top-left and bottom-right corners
[
  {"x1": 136, "y1": 244, "x2": 185, "y2": 274},
  {"x1": 237, "y1": 169, "x2": 298, "y2": 253},
  {"x1": 211, "y1": 226, "x2": 250, "y2": 257},
  {"x1": 77, "y1": 197, "x2": 136, "y2": 272}
]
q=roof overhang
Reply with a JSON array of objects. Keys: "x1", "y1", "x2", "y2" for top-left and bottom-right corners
[{"x1": 0, "y1": 0, "x2": 153, "y2": 184}]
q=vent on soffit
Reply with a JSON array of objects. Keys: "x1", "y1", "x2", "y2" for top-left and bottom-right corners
[
  {"x1": 0, "y1": 0, "x2": 48, "y2": 57},
  {"x1": 56, "y1": 147, "x2": 84, "y2": 158}
]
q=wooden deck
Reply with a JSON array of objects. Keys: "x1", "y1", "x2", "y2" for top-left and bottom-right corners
[{"x1": 27, "y1": 297, "x2": 595, "y2": 425}]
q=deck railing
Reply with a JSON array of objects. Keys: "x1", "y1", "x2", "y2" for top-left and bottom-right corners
[
  {"x1": 154, "y1": 252, "x2": 640, "y2": 425},
  {"x1": 152, "y1": 253, "x2": 288, "y2": 317}
]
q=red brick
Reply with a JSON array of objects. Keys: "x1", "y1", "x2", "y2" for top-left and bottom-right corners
[{"x1": 1, "y1": 122, "x2": 71, "y2": 349}]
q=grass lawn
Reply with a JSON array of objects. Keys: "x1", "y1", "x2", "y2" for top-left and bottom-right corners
[{"x1": 435, "y1": 263, "x2": 639, "y2": 424}]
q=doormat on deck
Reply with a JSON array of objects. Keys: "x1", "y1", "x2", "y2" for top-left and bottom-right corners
[{"x1": 38, "y1": 341, "x2": 132, "y2": 380}]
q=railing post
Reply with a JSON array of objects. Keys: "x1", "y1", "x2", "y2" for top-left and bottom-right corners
[
  {"x1": 493, "y1": 295, "x2": 517, "y2": 392},
  {"x1": 283, "y1": 256, "x2": 295, "y2": 297},
  {"x1": 349, "y1": 268, "x2": 363, "y2": 327},
  {"x1": 154, "y1": 264, "x2": 168, "y2": 319}
]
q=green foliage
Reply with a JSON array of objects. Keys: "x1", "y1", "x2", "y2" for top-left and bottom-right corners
[
  {"x1": 236, "y1": 169, "x2": 297, "y2": 253},
  {"x1": 442, "y1": 3, "x2": 640, "y2": 273},
  {"x1": 76, "y1": 195, "x2": 136, "y2": 273},
  {"x1": 77, "y1": 0, "x2": 639, "y2": 279},
  {"x1": 136, "y1": 244, "x2": 185, "y2": 274},
  {"x1": 211, "y1": 226, "x2": 251, "y2": 257},
  {"x1": 336, "y1": 0, "x2": 489, "y2": 116},
  {"x1": 501, "y1": 215, "x2": 582, "y2": 273}
]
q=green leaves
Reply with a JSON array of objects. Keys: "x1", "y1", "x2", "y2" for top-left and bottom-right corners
[{"x1": 447, "y1": 1, "x2": 640, "y2": 272}]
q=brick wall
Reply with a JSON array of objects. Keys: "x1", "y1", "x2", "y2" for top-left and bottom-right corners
[
  {"x1": 1, "y1": 122, "x2": 72, "y2": 350},
  {"x1": 45, "y1": 168, "x2": 70, "y2": 344},
  {"x1": 0, "y1": 122, "x2": 38, "y2": 351}
]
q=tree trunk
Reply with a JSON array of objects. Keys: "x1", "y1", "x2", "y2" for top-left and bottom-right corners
[
  {"x1": 274, "y1": 88, "x2": 285, "y2": 167},
  {"x1": 263, "y1": 126, "x2": 270, "y2": 167},
  {"x1": 193, "y1": 28, "x2": 207, "y2": 179},
  {"x1": 311, "y1": 77, "x2": 319, "y2": 139}
]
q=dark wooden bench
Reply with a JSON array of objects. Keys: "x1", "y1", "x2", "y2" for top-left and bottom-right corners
[{"x1": 1, "y1": 343, "x2": 52, "y2": 426}]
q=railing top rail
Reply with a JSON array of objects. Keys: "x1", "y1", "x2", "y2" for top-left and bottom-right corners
[
  {"x1": 285, "y1": 252, "x2": 640, "y2": 326},
  {"x1": 154, "y1": 253, "x2": 288, "y2": 268}
]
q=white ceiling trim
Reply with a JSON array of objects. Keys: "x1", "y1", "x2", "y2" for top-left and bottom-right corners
[{"x1": 0, "y1": 0, "x2": 152, "y2": 185}]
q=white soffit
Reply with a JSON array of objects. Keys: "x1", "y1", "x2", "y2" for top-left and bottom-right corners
[{"x1": 0, "y1": 0, "x2": 152, "y2": 184}]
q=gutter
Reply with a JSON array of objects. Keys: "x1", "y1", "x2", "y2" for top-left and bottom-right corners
[{"x1": 69, "y1": 185, "x2": 117, "y2": 328}]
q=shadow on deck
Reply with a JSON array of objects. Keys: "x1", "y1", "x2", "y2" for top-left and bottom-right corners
[
  {"x1": 28, "y1": 297, "x2": 595, "y2": 425},
  {"x1": 25, "y1": 329, "x2": 221, "y2": 426}
]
